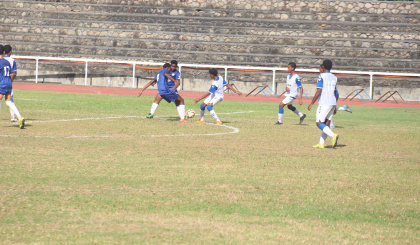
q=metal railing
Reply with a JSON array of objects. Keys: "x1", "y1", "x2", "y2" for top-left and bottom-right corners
[{"x1": 14, "y1": 55, "x2": 420, "y2": 99}]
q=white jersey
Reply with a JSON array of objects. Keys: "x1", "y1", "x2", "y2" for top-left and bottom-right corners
[
  {"x1": 317, "y1": 72, "x2": 337, "y2": 106},
  {"x1": 285, "y1": 73, "x2": 302, "y2": 98},
  {"x1": 3, "y1": 56, "x2": 17, "y2": 73},
  {"x1": 208, "y1": 75, "x2": 227, "y2": 99}
]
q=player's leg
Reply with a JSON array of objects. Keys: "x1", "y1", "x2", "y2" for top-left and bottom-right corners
[
  {"x1": 196, "y1": 103, "x2": 207, "y2": 123},
  {"x1": 147, "y1": 94, "x2": 163, "y2": 118},
  {"x1": 5, "y1": 93, "x2": 24, "y2": 129},
  {"x1": 287, "y1": 104, "x2": 306, "y2": 124},
  {"x1": 10, "y1": 91, "x2": 19, "y2": 122},
  {"x1": 276, "y1": 102, "x2": 285, "y2": 125},
  {"x1": 313, "y1": 105, "x2": 335, "y2": 148},
  {"x1": 175, "y1": 95, "x2": 188, "y2": 122},
  {"x1": 206, "y1": 97, "x2": 223, "y2": 124}
]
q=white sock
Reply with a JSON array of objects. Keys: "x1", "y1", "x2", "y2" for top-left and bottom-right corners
[
  {"x1": 210, "y1": 110, "x2": 220, "y2": 121},
  {"x1": 150, "y1": 103, "x2": 159, "y2": 115},
  {"x1": 319, "y1": 132, "x2": 327, "y2": 145},
  {"x1": 293, "y1": 108, "x2": 303, "y2": 117},
  {"x1": 176, "y1": 105, "x2": 185, "y2": 119},
  {"x1": 330, "y1": 120, "x2": 334, "y2": 127},
  {"x1": 278, "y1": 113, "x2": 283, "y2": 123},
  {"x1": 338, "y1": 107, "x2": 345, "y2": 111},
  {"x1": 322, "y1": 126, "x2": 335, "y2": 137},
  {"x1": 10, "y1": 108, "x2": 16, "y2": 119},
  {"x1": 6, "y1": 101, "x2": 21, "y2": 119},
  {"x1": 200, "y1": 109, "x2": 205, "y2": 121}
]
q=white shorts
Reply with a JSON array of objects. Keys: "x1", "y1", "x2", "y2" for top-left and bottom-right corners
[
  {"x1": 204, "y1": 95, "x2": 223, "y2": 106},
  {"x1": 282, "y1": 96, "x2": 295, "y2": 105},
  {"x1": 316, "y1": 105, "x2": 336, "y2": 123}
]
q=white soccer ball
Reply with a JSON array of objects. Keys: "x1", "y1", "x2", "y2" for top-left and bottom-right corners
[{"x1": 186, "y1": 109, "x2": 195, "y2": 118}]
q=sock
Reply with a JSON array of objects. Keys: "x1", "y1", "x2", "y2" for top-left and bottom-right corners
[
  {"x1": 318, "y1": 123, "x2": 334, "y2": 137},
  {"x1": 6, "y1": 101, "x2": 21, "y2": 119},
  {"x1": 319, "y1": 132, "x2": 327, "y2": 145},
  {"x1": 278, "y1": 107, "x2": 284, "y2": 122},
  {"x1": 150, "y1": 103, "x2": 159, "y2": 115},
  {"x1": 176, "y1": 105, "x2": 185, "y2": 119},
  {"x1": 330, "y1": 120, "x2": 334, "y2": 127},
  {"x1": 200, "y1": 104, "x2": 205, "y2": 121},
  {"x1": 338, "y1": 107, "x2": 345, "y2": 111},
  {"x1": 207, "y1": 105, "x2": 220, "y2": 121},
  {"x1": 290, "y1": 106, "x2": 304, "y2": 117}
]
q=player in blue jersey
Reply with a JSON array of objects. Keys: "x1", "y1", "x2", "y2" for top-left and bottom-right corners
[
  {"x1": 3, "y1": 45, "x2": 21, "y2": 122},
  {"x1": 139, "y1": 60, "x2": 182, "y2": 119},
  {"x1": 275, "y1": 62, "x2": 306, "y2": 125},
  {"x1": 0, "y1": 45, "x2": 25, "y2": 129},
  {"x1": 193, "y1": 68, "x2": 240, "y2": 124},
  {"x1": 308, "y1": 60, "x2": 339, "y2": 148},
  {"x1": 140, "y1": 63, "x2": 188, "y2": 122}
]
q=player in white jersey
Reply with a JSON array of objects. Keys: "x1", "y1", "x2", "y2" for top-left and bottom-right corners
[
  {"x1": 193, "y1": 68, "x2": 239, "y2": 124},
  {"x1": 3, "y1": 45, "x2": 21, "y2": 122},
  {"x1": 275, "y1": 62, "x2": 306, "y2": 125},
  {"x1": 308, "y1": 60, "x2": 339, "y2": 148}
]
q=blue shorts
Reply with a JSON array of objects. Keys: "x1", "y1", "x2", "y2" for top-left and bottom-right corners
[
  {"x1": 0, "y1": 87, "x2": 12, "y2": 95},
  {"x1": 160, "y1": 91, "x2": 179, "y2": 103}
]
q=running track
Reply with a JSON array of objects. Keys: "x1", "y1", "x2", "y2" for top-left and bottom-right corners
[{"x1": 14, "y1": 82, "x2": 420, "y2": 109}]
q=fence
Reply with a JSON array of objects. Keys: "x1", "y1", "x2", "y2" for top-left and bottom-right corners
[{"x1": 14, "y1": 55, "x2": 420, "y2": 99}]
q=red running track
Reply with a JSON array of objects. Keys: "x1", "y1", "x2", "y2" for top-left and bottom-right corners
[{"x1": 14, "y1": 82, "x2": 420, "y2": 109}]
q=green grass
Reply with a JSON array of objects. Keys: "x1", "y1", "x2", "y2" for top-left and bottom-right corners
[{"x1": 0, "y1": 89, "x2": 419, "y2": 244}]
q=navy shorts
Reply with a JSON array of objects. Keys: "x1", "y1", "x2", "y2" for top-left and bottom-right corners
[
  {"x1": 160, "y1": 91, "x2": 179, "y2": 103},
  {"x1": 0, "y1": 87, "x2": 12, "y2": 95}
]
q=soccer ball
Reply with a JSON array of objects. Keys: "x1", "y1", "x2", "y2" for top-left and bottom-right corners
[{"x1": 186, "y1": 109, "x2": 195, "y2": 118}]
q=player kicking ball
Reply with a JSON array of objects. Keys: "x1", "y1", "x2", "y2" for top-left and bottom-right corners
[
  {"x1": 308, "y1": 60, "x2": 339, "y2": 149},
  {"x1": 146, "y1": 63, "x2": 188, "y2": 122},
  {"x1": 275, "y1": 62, "x2": 306, "y2": 125},
  {"x1": 193, "y1": 68, "x2": 238, "y2": 124}
]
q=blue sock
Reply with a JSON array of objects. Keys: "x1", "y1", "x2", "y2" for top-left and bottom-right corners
[
  {"x1": 278, "y1": 107, "x2": 284, "y2": 114},
  {"x1": 206, "y1": 105, "x2": 213, "y2": 112},
  {"x1": 318, "y1": 123, "x2": 327, "y2": 130},
  {"x1": 200, "y1": 104, "x2": 205, "y2": 111},
  {"x1": 289, "y1": 106, "x2": 296, "y2": 111}
]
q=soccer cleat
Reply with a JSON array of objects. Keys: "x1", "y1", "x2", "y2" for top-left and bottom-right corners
[
  {"x1": 19, "y1": 117, "x2": 25, "y2": 129},
  {"x1": 216, "y1": 121, "x2": 222, "y2": 124},
  {"x1": 332, "y1": 134, "x2": 339, "y2": 148},
  {"x1": 299, "y1": 114, "x2": 306, "y2": 124},
  {"x1": 312, "y1": 144, "x2": 325, "y2": 149},
  {"x1": 146, "y1": 113, "x2": 154, "y2": 119},
  {"x1": 343, "y1": 105, "x2": 352, "y2": 113},
  {"x1": 331, "y1": 125, "x2": 335, "y2": 129},
  {"x1": 11, "y1": 118, "x2": 18, "y2": 122},
  {"x1": 274, "y1": 121, "x2": 282, "y2": 125},
  {"x1": 180, "y1": 118, "x2": 189, "y2": 122},
  {"x1": 195, "y1": 120, "x2": 205, "y2": 123}
]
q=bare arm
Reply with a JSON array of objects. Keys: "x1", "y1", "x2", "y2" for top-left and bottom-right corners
[
  {"x1": 224, "y1": 84, "x2": 242, "y2": 95},
  {"x1": 307, "y1": 88, "x2": 322, "y2": 111},
  {"x1": 138, "y1": 79, "x2": 156, "y2": 96},
  {"x1": 11, "y1": 72, "x2": 16, "y2": 81},
  {"x1": 298, "y1": 86, "x2": 303, "y2": 105},
  {"x1": 194, "y1": 92, "x2": 211, "y2": 104}
]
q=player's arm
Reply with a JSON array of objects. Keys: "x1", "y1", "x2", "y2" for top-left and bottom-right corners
[
  {"x1": 334, "y1": 88, "x2": 339, "y2": 114},
  {"x1": 298, "y1": 86, "x2": 303, "y2": 105},
  {"x1": 138, "y1": 79, "x2": 156, "y2": 96},
  {"x1": 308, "y1": 88, "x2": 322, "y2": 111},
  {"x1": 11, "y1": 72, "x2": 17, "y2": 81},
  {"x1": 224, "y1": 84, "x2": 242, "y2": 95},
  {"x1": 164, "y1": 73, "x2": 179, "y2": 91}
]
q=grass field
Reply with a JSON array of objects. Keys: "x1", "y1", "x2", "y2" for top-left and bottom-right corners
[{"x1": 0, "y1": 89, "x2": 419, "y2": 244}]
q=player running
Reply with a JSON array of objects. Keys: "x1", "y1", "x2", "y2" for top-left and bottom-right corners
[
  {"x1": 0, "y1": 45, "x2": 25, "y2": 129},
  {"x1": 275, "y1": 62, "x2": 306, "y2": 125},
  {"x1": 3, "y1": 45, "x2": 21, "y2": 122},
  {"x1": 139, "y1": 60, "x2": 181, "y2": 119},
  {"x1": 145, "y1": 63, "x2": 188, "y2": 122},
  {"x1": 308, "y1": 60, "x2": 339, "y2": 149},
  {"x1": 193, "y1": 68, "x2": 239, "y2": 124}
]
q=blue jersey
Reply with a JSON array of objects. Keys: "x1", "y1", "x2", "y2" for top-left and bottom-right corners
[
  {"x1": 154, "y1": 69, "x2": 173, "y2": 94},
  {"x1": 168, "y1": 69, "x2": 180, "y2": 92},
  {"x1": 0, "y1": 59, "x2": 12, "y2": 90},
  {"x1": 3, "y1": 56, "x2": 17, "y2": 74}
]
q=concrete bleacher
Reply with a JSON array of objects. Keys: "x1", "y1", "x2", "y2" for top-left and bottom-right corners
[{"x1": 1, "y1": 0, "x2": 419, "y2": 100}]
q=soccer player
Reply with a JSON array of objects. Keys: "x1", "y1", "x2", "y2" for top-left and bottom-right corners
[
  {"x1": 330, "y1": 90, "x2": 352, "y2": 129},
  {"x1": 307, "y1": 60, "x2": 339, "y2": 149},
  {"x1": 147, "y1": 63, "x2": 188, "y2": 122},
  {"x1": 275, "y1": 62, "x2": 306, "y2": 125},
  {"x1": 3, "y1": 45, "x2": 21, "y2": 122},
  {"x1": 139, "y1": 60, "x2": 181, "y2": 119},
  {"x1": 0, "y1": 45, "x2": 25, "y2": 129},
  {"x1": 193, "y1": 68, "x2": 238, "y2": 124}
]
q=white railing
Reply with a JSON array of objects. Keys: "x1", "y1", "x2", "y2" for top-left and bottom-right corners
[{"x1": 14, "y1": 55, "x2": 420, "y2": 99}]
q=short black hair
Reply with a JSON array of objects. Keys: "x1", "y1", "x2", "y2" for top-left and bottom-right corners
[
  {"x1": 321, "y1": 60, "x2": 333, "y2": 71},
  {"x1": 3, "y1": 45, "x2": 12, "y2": 54},
  {"x1": 163, "y1": 63, "x2": 171, "y2": 68},
  {"x1": 170, "y1": 60, "x2": 178, "y2": 66},
  {"x1": 288, "y1": 62, "x2": 296, "y2": 70},
  {"x1": 209, "y1": 68, "x2": 218, "y2": 76},
  {"x1": 0, "y1": 45, "x2": 4, "y2": 55}
]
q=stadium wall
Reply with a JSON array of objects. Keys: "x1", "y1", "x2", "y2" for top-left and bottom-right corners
[{"x1": 1, "y1": 0, "x2": 419, "y2": 100}]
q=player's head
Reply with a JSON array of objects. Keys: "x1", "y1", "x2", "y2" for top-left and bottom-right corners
[
  {"x1": 287, "y1": 62, "x2": 296, "y2": 72},
  {"x1": 321, "y1": 59, "x2": 332, "y2": 71},
  {"x1": 3, "y1": 45, "x2": 12, "y2": 55},
  {"x1": 0, "y1": 45, "x2": 4, "y2": 55},
  {"x1": 319, "y1": 64, "x2": 325, "y2": 73},
  {"x1": 209, "y1": 68, "x2": 218, "y2": 79},
  {"x1": 163, "y1": 63, "x2": 171, "y2": 70},
  {"x1": 170, "y1": 60, "x2": 178, "y2": 71}
]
